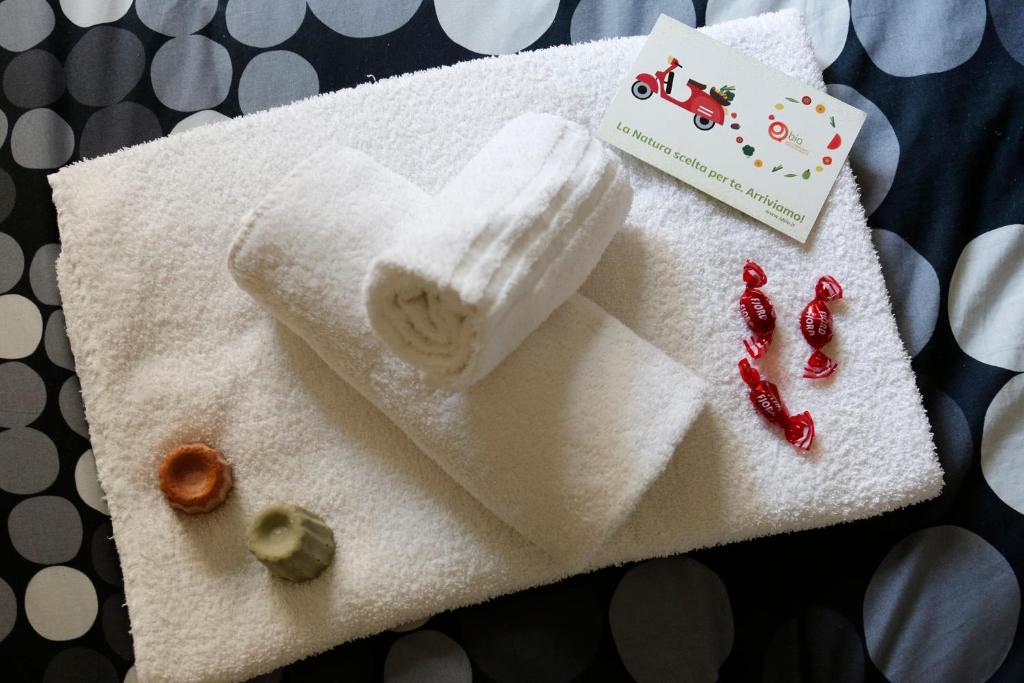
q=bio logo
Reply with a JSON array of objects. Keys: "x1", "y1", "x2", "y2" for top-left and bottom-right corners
[
  {"x1": 751, "y1": 94, "x2": 844, "y2": 179},
  {"x1": 767, "y1": 119, "x2": 789, "y2": 141}
]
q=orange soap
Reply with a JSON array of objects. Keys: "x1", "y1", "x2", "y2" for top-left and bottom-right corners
[{"x1": 159, "y1": 443, "x2": 233, "y2": 514}]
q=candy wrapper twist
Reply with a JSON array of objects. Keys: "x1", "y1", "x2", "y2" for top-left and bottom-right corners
[
  {"x1": 739, "y1": 359, "x2": 815, "y2": 450},
  {"x1": 738, "y1": 260, "x2": 776, "y2": 359},
  {"x1": 800, "y1": 275, "x2": 843, "y2": 379}
]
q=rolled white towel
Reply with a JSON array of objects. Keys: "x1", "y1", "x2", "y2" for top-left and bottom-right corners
[
  {"x1": 364, "y1": 113, "x2": 632, "y2": 389},
  {"x1": 228, "y1": 144, "x2": 707, "y2": 563}
]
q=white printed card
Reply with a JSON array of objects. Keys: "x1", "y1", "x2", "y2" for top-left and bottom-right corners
[{"x1": 598, "y1": 15, "x2": 866, "y2": 242}]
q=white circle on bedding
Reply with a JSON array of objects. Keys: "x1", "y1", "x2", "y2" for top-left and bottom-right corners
[{"x1": 435, "y1": 0, "x2": 558, "y2": 55}]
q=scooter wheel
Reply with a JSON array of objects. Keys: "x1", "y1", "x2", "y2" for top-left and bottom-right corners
[
  {"x1": 693, "y1": 115, "x2": 715, "y2": 131},
  {"x1": 631, "y1": 81, "x2": 653, "y2": 100}
]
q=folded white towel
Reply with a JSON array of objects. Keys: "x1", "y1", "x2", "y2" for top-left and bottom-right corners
[
  {"x1": 365, "y1": 112, "x2": 633, "y2": 389},
  {"x1": 48, "y1": 11, "x2": 942, "y2": 683},
  {"x1": 229, "y1": 144, "x2": 707, "y2": 563}
]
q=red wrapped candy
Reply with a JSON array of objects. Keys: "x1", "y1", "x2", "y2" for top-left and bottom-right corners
[
  {"x1": 799, "y1": 275, "x2": 843, "y2": 379},
  {"x1": 739, "y1": 359, "x2": 815, "y2": 450},
  {"x1": 738, "y1": 260, "x2": 776, "y2": 359}
]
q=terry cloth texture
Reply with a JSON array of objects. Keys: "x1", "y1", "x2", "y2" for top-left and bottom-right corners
[
  {"x1": 228, "y1": 145, "x2": 706, "y2": 564},
  {"x1": 365, "y1": 112, "x2": 634, "y2": 390},
  {"x1": 48, "y1": 10, "x2": 943, "y2": 683}
]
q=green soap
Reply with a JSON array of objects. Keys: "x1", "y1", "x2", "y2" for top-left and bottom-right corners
[{"x1": 246, "y1": 502, "x2": 335, "y2": 582}]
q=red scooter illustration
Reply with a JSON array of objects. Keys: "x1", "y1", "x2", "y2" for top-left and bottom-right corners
[{"x1": 631, "y1": 56, "x2": 729, "y2": 131}]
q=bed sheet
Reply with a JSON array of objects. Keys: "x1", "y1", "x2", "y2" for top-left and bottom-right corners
[{"x1": 0, "y1": 1, "x2": 1021, "y2": 682}]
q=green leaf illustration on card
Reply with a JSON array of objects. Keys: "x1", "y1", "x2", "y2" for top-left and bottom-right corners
[
  {"x1": 772, "y1": 164, "x2": 783, "y2": 172},
  {"x1": 785, "y1": 97, "x2": 799, "y2": 103},
  {"x1": 801, "y1": 169, "x2": 811, "y2": 179}
]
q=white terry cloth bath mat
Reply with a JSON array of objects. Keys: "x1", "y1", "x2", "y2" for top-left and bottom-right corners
[{"x1": 50, "y1": 10, "x2": 942, "y2": 683}]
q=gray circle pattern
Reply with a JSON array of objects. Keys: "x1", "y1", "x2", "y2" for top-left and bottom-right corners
[
  {"x1": 42, "y1": 647, "x2": 119, "y2": 683},
  {"x1": 65, "y1": 28, "x2": 145, "y2": 108},
  {"x1": 59, "y1": 0, "x2": 132, "y2": 28},
  {"x1": 0, "y1": 0, "x2": 55, "y2": 52},
  {"x1": 59, "y1": 374, "x2": 89, "y2": 437},
  {"x1": 79, "y1": 102, "x2": 163, "y2": 159},
  {"x1": 8, "y1": 496, "x2": 83, "y2": 565},
  {"x1": 151, "y1": 35, "x2": 233, "y2": 113},
  {"x1": 0, "y1": 170, "x2": 14, "y2": 223},
  {"x1": 90, "y1": 524, "x2": 121, "y2": 589},
  {"x1": 610, "y1": 557, "x2": 734, "y2": 682},
  {"x1": 90, "y1": 521, "x2": 122, "y2": 586},
  {"x1": 101, "y1": 593, "x2": 132, "y2": 660},
  {"x1": 0, "y1": 578, "x2": 15, "y2": 643},
  {"x1": 75, "y1": 449, "x2": 108, "y2": 514},
  {"x1": 0, "y1": 361, "x2": 46, "y2": 427},
  {"x1": 914, "y1": 377, "x2": 973, "y2": 519},
  {"x1": 135, "y1": 0, "x2": 218, "y2": 37},
  {"x1": 10, "y1": 109, "x2": 75, "y2": 169},
  {"x1": 826, "y1": 83, "x2": 899, "y2": 216},
  {"x1": 762, "y1": 605, "x2": 865, "y2": 683},
  {"x1": 459, "y1": 579, "x2": 603, "y2": 683},
  {"x1": 851, "y1": 0, "x2": 986, "y2": 77},
  {"x1": 864, "y1": 526, "x2": 1021, "y2": 683},
  {"x1": 0, "y1": 232, "x2": 24, "y2": 292},
  {"x1": 383, "y1": 630, "x2": 471, "y2": 683},
  {"x1": 226, "y1": 0, "x2": 307, "y2": 48},
  {"x1": 571, "y1": 0, "x2": 695, "y2": 43},
  {"x1": 29, "y1": 243, "x2": 61, "y2": 305},
  {"x1": 871, "y1": 229, "x2": 939, "y2": 357},
  {"x1": 238, "y1": 51, "x2": 319, "y2": 114},
  {"x1": 307, "y1": 0, "x2": 423, "y2": 38},
  {"x1": 3, "y1": 50, "x2": 65, "y2": 109},
  {"x1": 25, "y1": 566, "x2": 98, "y2": 641},
  {"x1": 0, "y1": 427, "x2": 59, "y2": 494},
  {"x1": 990, "y1": 0, "x2": 1024, "y2": 66},
  {"x1": 44, "y1": 309, "x2": 75, "y2": 370}
]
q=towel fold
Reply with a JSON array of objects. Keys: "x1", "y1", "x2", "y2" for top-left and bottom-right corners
[
  {"x1": 228, "y1": 144, "x2": 708, "y2": 563},
  {"x1": 365, "y1": 113, "x2": 632, "y2": 389}
]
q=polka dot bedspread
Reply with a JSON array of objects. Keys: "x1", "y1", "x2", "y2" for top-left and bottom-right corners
[{"x1": 0, "y1": 1, "x2": 1021, "y2": 681}]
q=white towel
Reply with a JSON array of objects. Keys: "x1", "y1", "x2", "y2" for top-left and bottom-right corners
[
  {"x1": 48, "y1": 11, "x2": 943, "y2": 683},
  {"x1": 227, "y1": 144, "x2": 706, "y2": 563},
  {"x1": 365, "y1": 112, "x2": 633, "y2": 389}
]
